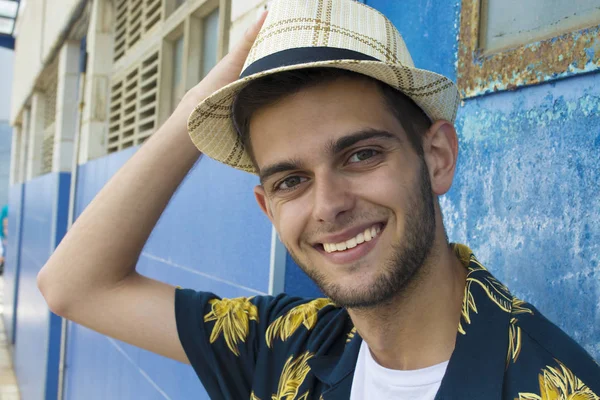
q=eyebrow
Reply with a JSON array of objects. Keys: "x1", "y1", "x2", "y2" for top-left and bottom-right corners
[
  {"x1": 259, "y1": 159, "x2": 305, "y2": 185},
  {"x1": 258, "y1": 129, "x2": 400, "y2": 184},
  {"x1": 328, "y1": 129, "x2": 399, "y2": 155}
]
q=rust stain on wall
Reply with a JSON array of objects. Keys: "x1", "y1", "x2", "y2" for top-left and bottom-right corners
[{"x1": 458, "y1": 0, "x2": 600, "y2": 98}]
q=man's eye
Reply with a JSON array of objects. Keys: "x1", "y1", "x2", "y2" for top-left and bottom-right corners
[
  {"x1": 348, "y1": 149, "x2": 378, "y2": 163},
  {"x1": 277, "y1": 176, "x2": 307, "y2": 191}
]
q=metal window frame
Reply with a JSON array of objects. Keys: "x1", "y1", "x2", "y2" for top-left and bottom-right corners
[
  {"x1": 0, "y1": 0, "x2": 19, "y2": 49},
  {"x1": 457, "y1": 0, "x2": 600, "y2": 99}
]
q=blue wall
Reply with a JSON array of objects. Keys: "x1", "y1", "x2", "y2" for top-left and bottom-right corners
[
  {"x1": 448, "y1": 73, "x2": 600, "y2": 361},
  {"x1": 13, "y1": 172, "x2": 70, "y2": 400},
  {"x1": 4, "y1": 183, "x2": 24, "y2": 345},
  {"x1": 64, "y1": 148, "x2": 273, "y2": 400}
]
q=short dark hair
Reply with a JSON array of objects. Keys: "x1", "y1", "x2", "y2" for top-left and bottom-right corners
[{"x1": 232, "y1": 68, "x2": 432, "y2": 169}]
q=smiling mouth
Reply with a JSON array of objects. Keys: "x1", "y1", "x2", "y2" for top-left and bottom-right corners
[{"x1": 320, "y1": 223, "x2": 383, "y2": 253}]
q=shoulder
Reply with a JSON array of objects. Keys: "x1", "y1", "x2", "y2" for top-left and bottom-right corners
[
  {"x1": 509, "y1": 299, "x2": 600, "y2": 394},
  {"x1": 176, "y1": 289, "x2": 346, "y2": 342}
]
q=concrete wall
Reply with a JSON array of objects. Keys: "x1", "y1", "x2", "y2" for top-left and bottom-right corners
[{"x1": 11, "y1": 0, "x2": 81, "y2": 124}]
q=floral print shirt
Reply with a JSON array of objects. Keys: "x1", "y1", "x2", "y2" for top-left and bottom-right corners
[{"x1": 175, "y1": 244, "x2": 600, "y2": 399}]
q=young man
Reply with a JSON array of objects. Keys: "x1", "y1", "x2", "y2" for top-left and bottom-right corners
[{"x1": 38, "y1": 0, "x2": 600, "y2": 399}]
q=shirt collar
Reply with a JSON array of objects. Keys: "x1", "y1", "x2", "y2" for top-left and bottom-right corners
[{"x1": 311, "y1": 244, "x2": 512, "y2": 400}]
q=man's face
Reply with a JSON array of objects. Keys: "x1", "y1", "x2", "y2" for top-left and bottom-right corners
[{"x1": 252, "y1": 77, "x2": 436, "y2": 308}]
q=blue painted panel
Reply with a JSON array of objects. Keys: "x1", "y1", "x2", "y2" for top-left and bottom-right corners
[
  {"x1": 14, "y1": 173, "x2": 70, "y2": 400},
  {"x1": 364, "y1": 0, "x2": 461, "y2": 81},
  {"x1": 64, "y1": 148, "x2": 272, "y2": 398},
  {"x1": 447, "y1": 72, "x2": 600, "y2": 362},
  {"x1": 4, "y1": 183, "x2": 24, "y2": 346},
  {"x1": 283, "y1": 253, "x2": 323, "y2": 298},
  {"x1": 74, "y1": 148, "x2": 271, "y2": 293}
]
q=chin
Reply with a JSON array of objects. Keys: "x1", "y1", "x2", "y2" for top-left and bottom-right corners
[{"x1": 317, "y1": 269, "x2": 396, "y2": 309}]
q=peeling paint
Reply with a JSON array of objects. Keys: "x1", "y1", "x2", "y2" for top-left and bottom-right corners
[
  {"x1": 444, "y1": 72, "x2": 600, "y2": 361},
  {"x1": 457, "y1": 0, "x2": 600, "y2": 98}
]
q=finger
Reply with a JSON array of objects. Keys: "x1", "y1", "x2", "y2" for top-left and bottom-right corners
[{"x1": 232, "y1": 10, "x2": 268, "y2": 56}]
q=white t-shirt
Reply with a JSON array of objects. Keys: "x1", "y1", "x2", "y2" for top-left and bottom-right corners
[{"x1": 350, "y1": 340, "x2": 448, "y2": 400}]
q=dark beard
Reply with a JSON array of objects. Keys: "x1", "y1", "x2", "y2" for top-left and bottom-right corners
[{"x1": 289, "y1": 159, "x2": 436, "y2": 308}]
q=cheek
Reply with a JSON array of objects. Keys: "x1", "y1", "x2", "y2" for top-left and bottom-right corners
[
  {"x1": 272, "y1": 198, "x2": 312, "y2": 248},
  {"x1": 350, "y1": 169, "x2": 411, "y2": 209}
]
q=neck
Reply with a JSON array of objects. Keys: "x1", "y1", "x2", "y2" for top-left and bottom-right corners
[{"x1": 347, "y1": 240, "x2": 467, "y2": 370}]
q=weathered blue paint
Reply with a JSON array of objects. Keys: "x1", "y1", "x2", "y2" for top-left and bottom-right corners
[
  {"x1": 64, "y1": 148, "x2": 272, "y2": 400},
  {"x1": 446, "y1": 72, "x2": 600, "y2": 362},
  {"x1": 364, "y1": 0, "x2": 461, "y2": 81},
  {"x1": 14, "y1": 172, "x2": 70, "y2": 400},
  {"x1": 4, "y1": 183, "x2": 24, "y2": 346}
]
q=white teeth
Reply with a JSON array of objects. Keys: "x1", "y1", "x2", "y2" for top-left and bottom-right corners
[
  {"x1": 323, "y1": 224, "x2": 382, "y2": 253},
  {"x1": 356, "y1": 232, "x2": 365, "y2": 244}
]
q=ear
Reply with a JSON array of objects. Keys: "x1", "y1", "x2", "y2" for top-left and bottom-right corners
[
  {"x1": 254, "y1": 185, "x2": 275, "y2": 222},
  {"x1": 422, "y1": 120, "x2": 458, "y2": 196}
]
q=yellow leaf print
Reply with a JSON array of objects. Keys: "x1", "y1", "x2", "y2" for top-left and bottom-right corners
[
  {"x1": 516, "y1": 360, "x2": 599, "y2": 400},
  {"x1": 204, "y1": 297, "x2": 259, "y2": 356},
  {"x1": 506, "y1": 299, "x2": 533, "y2": 367},
  {"x1": 266, "y1": 299, "x2": 334, "y2": 347},
  {"x1": 250, "y1": 392, "x2": 261, "y2": 400},
  {"x1": 507, "y1": 317, "x2": 522, "y2": 367},
  {"x1": 452, "y1": 243, "x2": 473, "y2": 267},
  {"x1": 458, "y1": 260, "x2": 512, "y2": 335},
  {"x1": 272, "y1": 352, "x2": 314, "y2": 400},
  {"x1": 513, "y1": 298, "x2": 534, "y2": 316},
  {"x1": 346, "y1": 327, "x2": 357, "y2": 343}
]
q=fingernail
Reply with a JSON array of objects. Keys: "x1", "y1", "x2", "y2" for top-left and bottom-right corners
[{"x1": 256, "y1": 1, "x2": 271, "y2": 21}]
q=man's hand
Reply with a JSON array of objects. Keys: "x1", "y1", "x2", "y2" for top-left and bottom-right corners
[
  {"x1": 37, "y1": 12, "x2": 268, "y2": 364},
  {"x1": 178, "y1": 11, "x2": 268, "y2": 117}
]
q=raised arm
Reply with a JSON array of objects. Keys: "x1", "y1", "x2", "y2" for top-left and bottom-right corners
[{"x1": 37, "y1": 13, "x2": 267, "y2": 364}]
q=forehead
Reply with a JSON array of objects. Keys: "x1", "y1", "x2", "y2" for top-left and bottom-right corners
[{"x1": 248, "y1": 77, "x2": 405, "y2": 169}]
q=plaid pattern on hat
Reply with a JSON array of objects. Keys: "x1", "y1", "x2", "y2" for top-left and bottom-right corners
[{"x1": 187, "y1": 0, "x2": 460, "y2": 174}]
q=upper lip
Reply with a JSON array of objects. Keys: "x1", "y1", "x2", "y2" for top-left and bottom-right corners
[{"x1": 313, "y1": 221, "x2": 385, "y2": 245}]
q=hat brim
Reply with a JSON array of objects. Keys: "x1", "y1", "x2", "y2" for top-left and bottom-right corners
[{"x1": 187, "y1": 59, "x2": 460, "y2": 174}]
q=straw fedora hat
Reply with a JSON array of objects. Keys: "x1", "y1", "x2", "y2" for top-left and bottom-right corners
[{"x1": 187, "y1": 0, "x2": 460, "y2": 174}]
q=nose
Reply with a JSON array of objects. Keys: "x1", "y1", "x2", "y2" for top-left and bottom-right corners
[{"x1": 311, "y1": 171, "x2": 355, "y2": 223}]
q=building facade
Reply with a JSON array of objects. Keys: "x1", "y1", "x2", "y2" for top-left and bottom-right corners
[{"x1": 4, "y1": 0, "x2": 600, "y2": 399}]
